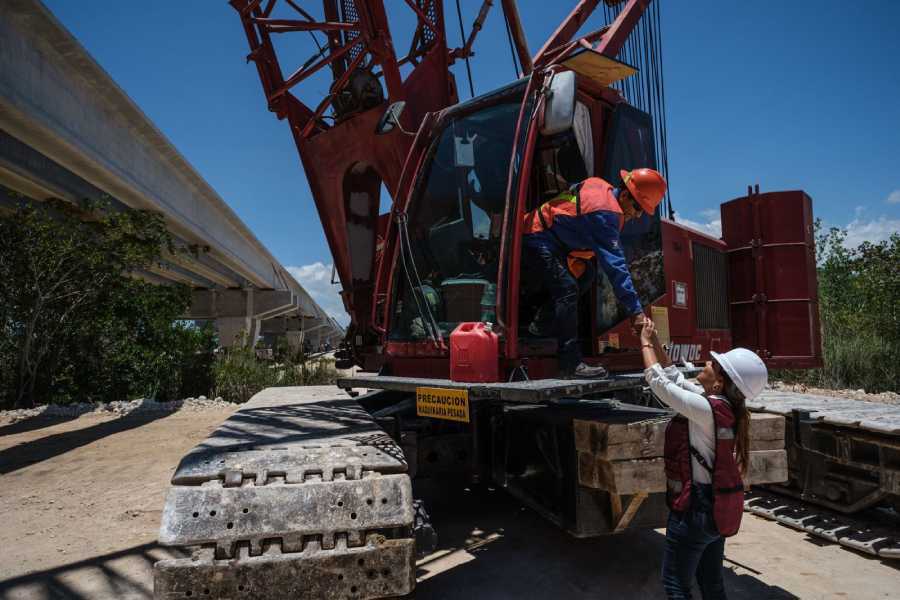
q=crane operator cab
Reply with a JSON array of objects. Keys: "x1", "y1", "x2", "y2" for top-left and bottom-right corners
[
  {"x1": 388, "y1": 98, "x2": 520, "y2": 342},
  {"x1": 384, "y1": 66, "x2": 665, "y2": 379}
]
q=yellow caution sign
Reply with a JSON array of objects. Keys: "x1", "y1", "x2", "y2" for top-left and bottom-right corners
[{"x1": 416, "y1": 387, "x2": 470, "y2": 423}]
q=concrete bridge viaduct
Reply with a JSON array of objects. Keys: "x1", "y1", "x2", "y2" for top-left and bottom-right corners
[{"x1": 0, "y1": 0, "x2": 343, "y2": 349}]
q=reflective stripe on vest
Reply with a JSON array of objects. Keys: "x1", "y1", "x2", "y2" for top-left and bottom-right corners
[
  {"x1": 522, "y1": 177, "x2": 623, "y2": 235},
  {"x1": 663, "y1": 395, "x2": 745, "y2": 537}
]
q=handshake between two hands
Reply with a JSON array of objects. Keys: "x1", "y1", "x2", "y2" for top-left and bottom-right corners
[{"x1": 631, "y1": 313, "x2": 659, "y2": 345}]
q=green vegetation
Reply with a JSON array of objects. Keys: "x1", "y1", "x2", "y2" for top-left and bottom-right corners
[
  {"x1": 773, "y1": 222, "x2": 900, "y2": 393},
  {"x1": 0, "y1": 198, "x2": 214, "y2": 408},
  {"x1": 0, "y1": 197, "x2": 336, "y2": 410},
  {"x1": 212, "y1": 338, "x2": 337, "y2": 404}
]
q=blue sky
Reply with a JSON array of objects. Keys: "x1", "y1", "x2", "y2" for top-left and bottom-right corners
[{"x1": 42, "y1": 1, "x2": 900, "y2": 322}]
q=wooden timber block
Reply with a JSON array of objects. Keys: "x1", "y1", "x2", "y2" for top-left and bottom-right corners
[
  {"x1": 750, "y1": 412, "x2": 785, "y2": 445},
  {"x1": 578, "y1": 449, "x2": 788, "y2": 492},
  {"x1": 573, "y1": 418, "x2": 668, "y2": 460},
  {"x1": 574, "y1": 412, "x2": 785, "y2": 460},
  {"x1": 578, "y1": 455, "x2": 667, "y2": 495},
  {"x1": 746, "y1": 449, "x2": 788, "y2": 485},
  {"x1": 748, "y1": 438, "x2": 785, "y2": 451}
]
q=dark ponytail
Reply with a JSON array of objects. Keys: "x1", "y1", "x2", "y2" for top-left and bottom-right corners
[{"x1": 722, "y1": 374, "x2": 750, "y2": 477}]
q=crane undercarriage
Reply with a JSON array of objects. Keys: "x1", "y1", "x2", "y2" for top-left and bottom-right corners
[{"x1": 152, "y1": 373, "x2": 900, "y2": 599}]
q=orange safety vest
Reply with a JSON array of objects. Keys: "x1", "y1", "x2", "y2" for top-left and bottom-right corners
[{"x1": 522, "y1": 177, "x2": 624, "y2": 278}]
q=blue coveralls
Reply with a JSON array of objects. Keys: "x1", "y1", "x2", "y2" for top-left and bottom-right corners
[{"x1": 523, "y1": 185, "x2": 643, "y2": 372}]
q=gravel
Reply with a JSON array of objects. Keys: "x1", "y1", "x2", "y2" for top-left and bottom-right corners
[
  {"x1": 769, "y1": 380, "x2": 900, "y2": 405},
  {"x1": 4, "y1": 381, "x2": 897, "y2": 424},
  {"x1": 0, "y1": 396, "x2": 234, "y2": 424}
]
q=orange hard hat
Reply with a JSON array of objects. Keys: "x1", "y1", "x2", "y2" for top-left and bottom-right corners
[{"x1": 620, "y1": 168, "x2": 667, "y2": 214}]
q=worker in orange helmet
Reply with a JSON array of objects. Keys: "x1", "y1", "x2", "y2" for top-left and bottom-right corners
[{"x1": 522, "y1": 160, "x2": 667, "y2": 379}]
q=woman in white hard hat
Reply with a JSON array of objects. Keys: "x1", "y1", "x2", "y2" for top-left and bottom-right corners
[{"x1": 640, "y1": 320, "x2": 768, "y2": 600}]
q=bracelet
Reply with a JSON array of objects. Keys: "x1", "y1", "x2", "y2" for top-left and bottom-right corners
[{"x1": 641, "y1": 344, "x2": 653, "y2": 349}]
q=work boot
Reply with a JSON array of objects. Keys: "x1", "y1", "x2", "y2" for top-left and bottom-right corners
[{"x1": 566, "y1": 362, "x2": 609, "y2": 380}]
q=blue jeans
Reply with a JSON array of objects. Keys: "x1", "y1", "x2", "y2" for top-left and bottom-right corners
[
  {"x1": 523, "y1": 242, "x2": 595, "y2": 372},
  {"x1": 661, "y1": 484, "x2": 727, "y2": 599}
]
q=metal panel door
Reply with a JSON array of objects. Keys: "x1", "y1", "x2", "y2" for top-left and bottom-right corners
[{"x1": 720, "y1": 190, "x2": 822, "y2": 368}]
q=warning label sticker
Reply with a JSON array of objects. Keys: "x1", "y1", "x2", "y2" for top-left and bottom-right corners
[{"x1": 416, "y1": 387, "x2": 470, "y2": 423}]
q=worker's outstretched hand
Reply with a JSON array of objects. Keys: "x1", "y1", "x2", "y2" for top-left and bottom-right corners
[
  {"x1": 631, "y1": 312, "x2": 648, "y2": 335},
  {"x1": 640, "y1": 318, "x2": 657, "y2": 344}
]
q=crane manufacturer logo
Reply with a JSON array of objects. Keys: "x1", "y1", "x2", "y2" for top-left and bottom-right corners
[{"x1": 667, "y1": 343, "x2": 702, "y2": 362}]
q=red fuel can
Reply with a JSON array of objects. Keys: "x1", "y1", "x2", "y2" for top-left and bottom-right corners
[{"x1": 450, "y1": 322, "x2": 500, "y2": 383}]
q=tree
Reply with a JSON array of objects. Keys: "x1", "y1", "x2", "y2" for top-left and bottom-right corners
[{"x1": 0, "y1": 197, "x2": 201, "y2": 408}]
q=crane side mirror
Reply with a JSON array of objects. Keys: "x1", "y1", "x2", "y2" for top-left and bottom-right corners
[
  {"x1": 541, "y1": 71, "x2": 576, "y2": 136},
  {"x1": 375, "y1": 101, "x2": 407, "y2": 135}
]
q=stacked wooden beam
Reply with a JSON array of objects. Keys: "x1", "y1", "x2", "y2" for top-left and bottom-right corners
[{"x1": 575, "y1": 412, "x2": 788, "y2": 496}]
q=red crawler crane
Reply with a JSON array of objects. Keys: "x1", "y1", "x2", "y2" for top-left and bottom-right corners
[
  {"x1": 152, "y1": 3, "x2": 834, "y2": 598},
  {"x1": 228, "y1": 0, "x2": 820, "y2": 376}
]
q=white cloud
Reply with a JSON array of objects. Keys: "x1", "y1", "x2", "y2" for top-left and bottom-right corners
[
  {"x1": 842, "y1": 216, "x2": 900, "y2": 249},
  {"x1": 672, "y1": 211, "x2": 722, "y2": 239},
  {"x1": 286, "y1": 262, "x2": 350, "y2": 326},
  {"x1": 886, "y1": 190, "x2": 900, "y2": 204},
  {"x1": 673, "y1": 207, "x2": 899, "y2": 250}
]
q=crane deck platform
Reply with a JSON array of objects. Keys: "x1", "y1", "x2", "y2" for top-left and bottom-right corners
[{"x1": 338, "y1": 367, "x2": 701, "y2": 404}]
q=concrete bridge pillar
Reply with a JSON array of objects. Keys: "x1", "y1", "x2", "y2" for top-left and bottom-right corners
[
  {"x1": 185, "y1": 289, "x2": 342, "y2": 350},
  {"x1": 186, "y1": 288, "x2": 295, "y2": 348}
]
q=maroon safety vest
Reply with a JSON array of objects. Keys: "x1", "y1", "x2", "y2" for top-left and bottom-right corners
[{"x1": 663, "y1": 395, "x2": 745, "y2": 537}]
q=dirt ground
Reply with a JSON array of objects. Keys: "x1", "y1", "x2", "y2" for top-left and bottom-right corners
[{"x1": 1, "y1": 408, "x2": 897, "y2": 600}]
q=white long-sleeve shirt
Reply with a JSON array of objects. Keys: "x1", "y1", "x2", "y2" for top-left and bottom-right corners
[{"x1": 644, "y1": 363, "x2": 716, "y2": 484}]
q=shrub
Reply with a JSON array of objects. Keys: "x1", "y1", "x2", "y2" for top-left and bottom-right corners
[{"x1": 212, "y1": 335, "x2": 337, "y2": 403}]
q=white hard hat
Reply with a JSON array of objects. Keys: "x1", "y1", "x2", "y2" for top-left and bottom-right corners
[{"x1": 710, "y1": 348, "x2": 768, "y2": 400}]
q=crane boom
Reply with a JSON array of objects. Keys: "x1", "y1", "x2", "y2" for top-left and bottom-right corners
[{"x1": 228, "y1": 1, "x2": 652, "y2": 346}]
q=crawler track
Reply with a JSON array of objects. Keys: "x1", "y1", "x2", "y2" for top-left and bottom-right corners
[
  {"x1": 153, "y1": 386, "x2": 416, "y2": 600},
  {"x1": 745, "y1": 488, "x2": 900, "y2": 559},
  {"x1": 744, "y1": 389, "x2": 900, "y2": 560},
  {"x1": 747, "y1": 390, "x2": 900, "y2": 515}
]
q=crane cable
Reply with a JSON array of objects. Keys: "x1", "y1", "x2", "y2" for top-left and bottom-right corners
[
  {"x1": 601, "y1": 1, "x2": 672, "y2": 219},
  {"x1": 455, "y1": 0, "x2": 476, "y2": 98},
  {"x1": 502, "y1": 10, "x2": 522, "y2": 78}
]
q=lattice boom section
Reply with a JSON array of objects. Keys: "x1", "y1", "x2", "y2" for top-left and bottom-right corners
[
  {"x1": 341, "y1": 0, "x2": 365, "y2": 62},
  {"x1": 420, "y1": 0, "x2": 438, "y2": 44}
]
